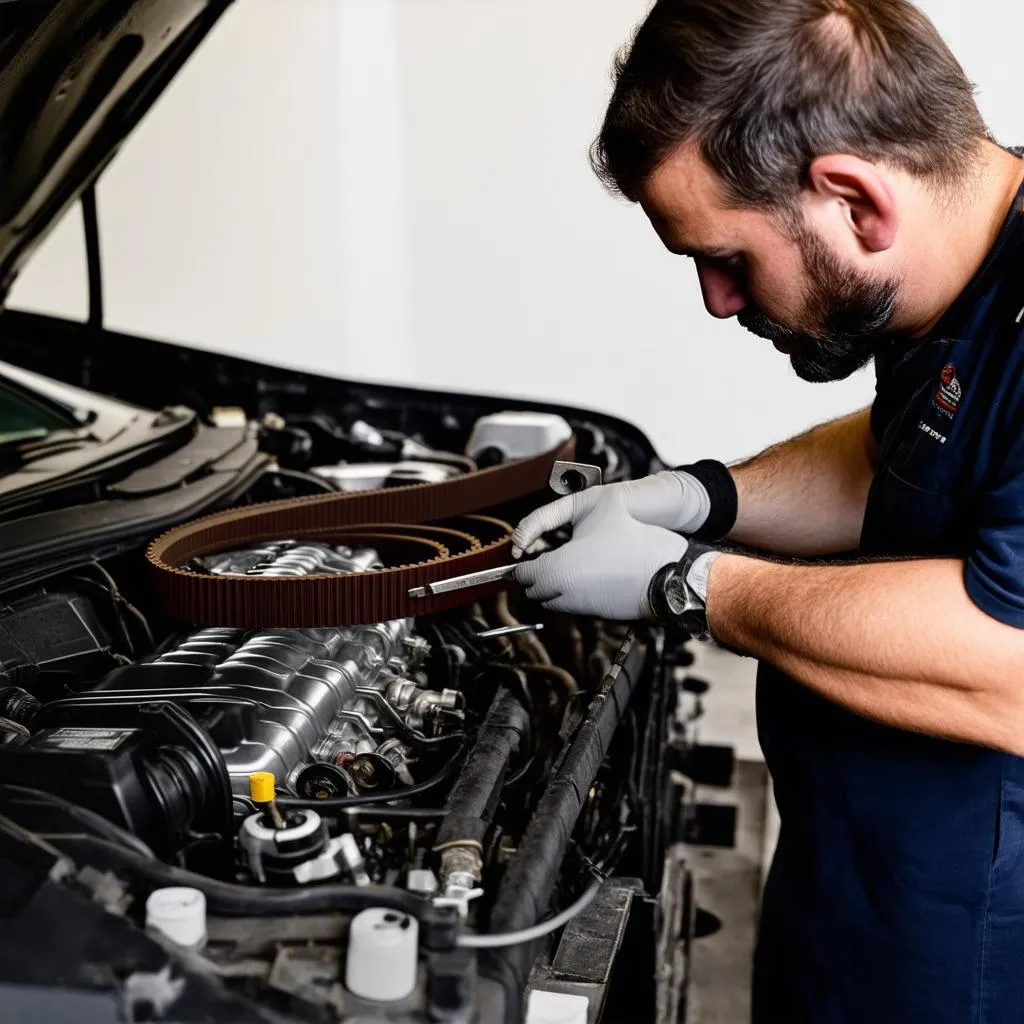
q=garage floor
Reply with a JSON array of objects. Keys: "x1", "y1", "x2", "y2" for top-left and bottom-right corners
[
  {"x1": 684, "y1": 758, "x2": 768, "y2": 1024},
  {"x1": 680, "y1": 633, "x2": 771, "y2": 1024}
]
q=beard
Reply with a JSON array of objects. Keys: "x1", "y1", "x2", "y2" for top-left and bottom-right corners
[{"x1": 736, "y1": 227, "x2": 899, "y2": 383}]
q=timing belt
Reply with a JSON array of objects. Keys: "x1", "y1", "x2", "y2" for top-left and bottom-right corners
[{"x1": 147, "y1": 438, "x2": 574, "y2": 628}]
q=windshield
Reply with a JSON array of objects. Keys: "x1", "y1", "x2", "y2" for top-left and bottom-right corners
[{"x1": 0, "y1": 375, "x2": 80, "y2": 446}]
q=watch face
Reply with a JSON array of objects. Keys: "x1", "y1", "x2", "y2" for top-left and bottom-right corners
[
  {"x1": 664, "y1": 568, "x2": 707, "y2": 637},
  {"x1": 664, "y1": 572, "x2": 694, "y2": 617}
]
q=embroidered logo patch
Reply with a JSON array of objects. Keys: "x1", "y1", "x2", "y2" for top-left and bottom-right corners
[{"x1": 933, "y1": 364, "x2": 962, "y2": 417}]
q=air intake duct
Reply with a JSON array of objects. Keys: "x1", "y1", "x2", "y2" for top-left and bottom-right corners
[{"x1": 0, "y1": 698, "x2": 233, "y2": 875}]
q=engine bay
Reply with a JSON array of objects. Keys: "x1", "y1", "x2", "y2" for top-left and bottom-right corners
[
  {"x1": 0, "y1": 385, "x2": 728, "y2": 1024},
  {"x1": 0, "y1": 0, "x2": 746, "y2": 1015}
]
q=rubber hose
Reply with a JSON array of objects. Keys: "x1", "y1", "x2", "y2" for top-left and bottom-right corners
[
  {"x1": 47, "y1": 832, "x2": 434, "y2": 920},
  {"x1": 495, "y1": 591, "x2": 551, "y2": 667},
  {"x1": 435, "y1": 688, "x2": 530, "y2": 850},
  {"x1": 276, "y1": 741, "x2": 466, "y2": 810},
  {"x1": 482, "y1": 636, "x2": 646, "y2": 1023},
  {"x1": 347, "y1": 807, "x2": 448, "y2": 822},
  {"x1": 521, "y1": 663, "x2": 579, "y2": 698}
]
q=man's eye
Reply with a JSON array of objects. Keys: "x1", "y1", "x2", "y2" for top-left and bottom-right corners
[
  {"x1": 717, "y1": 253, "x2": 748, "y2": 279},
  {"x1": 690, "y1": 252, "x2": 748, "y2": 280}
]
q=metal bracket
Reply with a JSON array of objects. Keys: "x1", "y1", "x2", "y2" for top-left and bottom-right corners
[{"x1": 549, "y1": 461, "x2": 602, "y2": 496}]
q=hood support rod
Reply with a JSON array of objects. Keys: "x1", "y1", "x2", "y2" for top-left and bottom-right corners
[{"x1": 81, "y1": 185, "x2": 103, "y2": 331}]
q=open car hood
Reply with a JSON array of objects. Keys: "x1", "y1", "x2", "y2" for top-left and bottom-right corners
[{"x1": 0, "y1": 0, "x2": 232, "y2": 304}]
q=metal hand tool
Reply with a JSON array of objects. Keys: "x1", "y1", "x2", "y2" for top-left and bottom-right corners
[
  {"x1": 408, "y1": 564, "x2": 518, "y2": 599},
  {"x1": 474, "y1": 623, "x2": 544, "y2": 639}
]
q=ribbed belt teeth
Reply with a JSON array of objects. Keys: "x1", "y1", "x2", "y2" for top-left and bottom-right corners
[{"x1": 146, "y1": 441, "x2": 575, "y2": 628}]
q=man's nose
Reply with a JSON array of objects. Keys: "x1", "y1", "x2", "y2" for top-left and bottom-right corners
[{"x1": 695, "y1": 259, "x2": 748, "y2": 319}]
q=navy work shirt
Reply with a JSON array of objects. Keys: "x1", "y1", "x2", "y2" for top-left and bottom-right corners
[{"x1": 753, "y1": 179, "x2": 1024, "y2": 1024}]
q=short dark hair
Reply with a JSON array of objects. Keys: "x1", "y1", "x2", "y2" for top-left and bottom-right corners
[{"x1": 592, "y1": 0, "x2": 990, "y2": 210}]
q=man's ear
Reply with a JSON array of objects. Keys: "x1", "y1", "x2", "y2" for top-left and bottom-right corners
[{"x1": 807, "y1": 154, "x2": 899, "y2": 253}]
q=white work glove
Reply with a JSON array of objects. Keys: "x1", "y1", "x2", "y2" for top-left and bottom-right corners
[
  {"x1": 510, "y1": 471, "x2": 710, "y2": 560},
  {"x1": 512, "y1": 485, "x2": 690, "y2": 620}
]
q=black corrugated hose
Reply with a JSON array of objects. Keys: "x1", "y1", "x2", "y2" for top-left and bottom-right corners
[
  {"x1": 481, "y1": 634, "x2": 647, "y2": 1024},
  {"x1": 434, "y1": 687, "x2": 531, "y2": 851}
]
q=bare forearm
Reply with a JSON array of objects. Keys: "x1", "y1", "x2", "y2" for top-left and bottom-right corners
[
  {"x1": 707, "y1": 555, "x2": 1024, "y2": 754},
  {"x1": 728, "y1": 407, "x2": 877, "y2": 556}
]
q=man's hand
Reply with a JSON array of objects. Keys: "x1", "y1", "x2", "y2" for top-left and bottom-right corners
[
  {"x1": 512, "y1": 487, "x2": 688, "y2": 619},
  {"x1": 510, "y1": 471, "x2": 710, "y2": 559}
]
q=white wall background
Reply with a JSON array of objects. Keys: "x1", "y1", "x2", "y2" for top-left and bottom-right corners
[{"x1": 8, "y1": 0, "x2": 1021, "y2": 466}]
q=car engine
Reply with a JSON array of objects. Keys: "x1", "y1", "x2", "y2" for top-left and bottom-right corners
[
  {"x1": 0, "y1": 405, "x2": 728, "y2": 1024},
  {"x1": 102, "y1": 542, "x2": 451, "y2": 801}
]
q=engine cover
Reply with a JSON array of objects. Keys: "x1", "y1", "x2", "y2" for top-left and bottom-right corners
[{"x1": 92, "y1": 542, "x2": 461, "y2": 798}]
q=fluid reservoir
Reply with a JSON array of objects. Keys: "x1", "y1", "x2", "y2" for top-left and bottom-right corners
[
  {"x1": 345, "y1": 907, "x2": 419, "y2": 1002},
  {"x1": 466, "y1": 412, "x2": 572, "y2": 466},
  {"x1": 145, "y1": 887, "x2": 207, "y2": 949}
]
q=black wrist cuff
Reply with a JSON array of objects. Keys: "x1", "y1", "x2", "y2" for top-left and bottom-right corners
[{"x1": 675, "y1": 460, "x2": 738, "y2": 541}]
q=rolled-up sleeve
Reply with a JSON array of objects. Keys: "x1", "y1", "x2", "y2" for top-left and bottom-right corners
[{"x1": 965, "y1": 428, "x2": 1024, "y2": 628}]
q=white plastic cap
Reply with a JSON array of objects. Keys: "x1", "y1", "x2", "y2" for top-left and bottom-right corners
[
  {"x1": 345, "y1": 907, "x2": 419, "y2": 1002},
  {"x1": 525, "y1": 990, "x2": 590, "y2": 1024},
  {"x1": 406, "y1": 868, "x2": 439, "y2": 896},
  {"x1": 145, "y1": 887, "x2": 207, "y2": 949}
]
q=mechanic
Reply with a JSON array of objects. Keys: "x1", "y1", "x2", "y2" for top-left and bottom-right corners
[{"x1": 511, "y1": 1, "x2": 1024, "y2": 1021}]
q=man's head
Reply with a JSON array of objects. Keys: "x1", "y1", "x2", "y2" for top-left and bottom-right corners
[{"x1": 594, "y1": 0, "x2": 991, "y2": 381}]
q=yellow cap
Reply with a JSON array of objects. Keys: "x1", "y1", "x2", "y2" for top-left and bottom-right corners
[{"x1": 249, "y1": 772, "x2": 276, "y2": 803}]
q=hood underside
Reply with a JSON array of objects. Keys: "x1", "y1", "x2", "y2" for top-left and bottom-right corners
[{"x1": 0, "y1": 0, "x2": 231, "y2": 304}]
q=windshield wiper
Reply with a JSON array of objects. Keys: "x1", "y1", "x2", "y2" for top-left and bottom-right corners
[
  {"x1": 0, "y1": 428, "x2": 50, "y2": 447},
  {"x1": 0, "y1": 431, "x2": 92, "y2": 467}
]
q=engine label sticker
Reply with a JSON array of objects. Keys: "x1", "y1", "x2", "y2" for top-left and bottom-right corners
[{"x1": 35, "y1": 727, "x2": 139, "y2": 752}]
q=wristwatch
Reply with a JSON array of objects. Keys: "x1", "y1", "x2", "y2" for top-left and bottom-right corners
[{"x1": 648, "y1": 542, "x2": 717, "y2": 640}]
